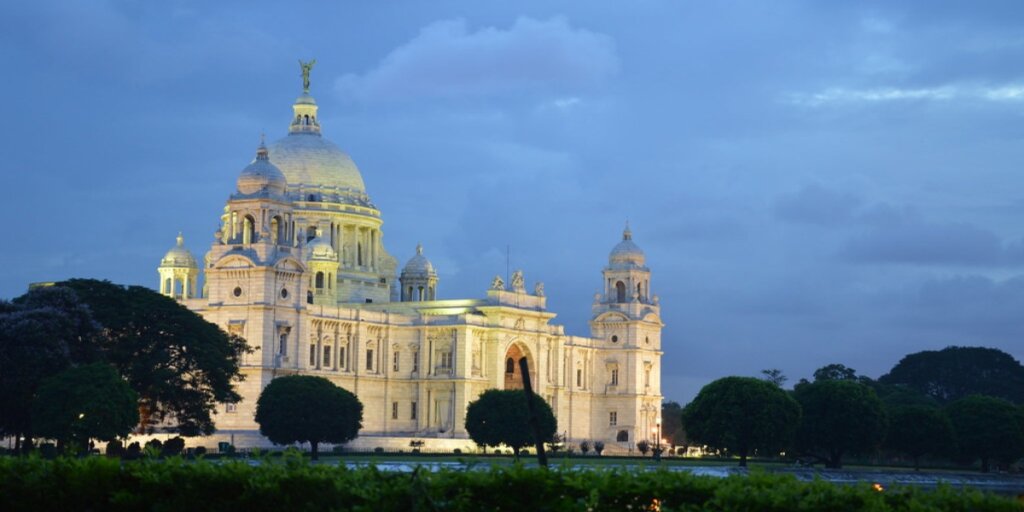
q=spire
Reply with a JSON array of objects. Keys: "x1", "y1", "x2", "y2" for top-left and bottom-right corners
[
  {"x1": 256, "y1": 134, "x2": 269, "y2": 161},
  {"x1": 623, "y1": 221, "x2": 632, "y2": 241}
]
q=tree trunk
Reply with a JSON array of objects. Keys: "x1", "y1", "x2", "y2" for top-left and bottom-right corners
[
  {"x1": 311, "y1": 441, "x2": 319, "y2": 461},
  {"x1": 738, "y1": 449, "x2": 748, "y2": 467}
]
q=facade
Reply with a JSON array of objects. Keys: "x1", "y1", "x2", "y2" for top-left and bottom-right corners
[{"x1": 157, "y1": 71, "x2": 664, "y2": 451}]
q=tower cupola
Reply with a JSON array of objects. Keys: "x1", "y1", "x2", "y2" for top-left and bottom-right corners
[{"x1": 400, "y1": 243, "x2": 438, "y2": 301}]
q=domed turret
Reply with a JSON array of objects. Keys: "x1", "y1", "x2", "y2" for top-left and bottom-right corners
[
  {"x1": 158, "y1": 233, "x2": 199, "y2": 300},
  {"x1": 306, "y1": 228, "x2": 337, "y2": 261},
  {"x1": 237, "y1": 140, "x2": 288, "y2": 196},
  {"x1": 400, "y1": 243, "x2": 438, "y2": 301},
  {"x1": 609, "y1": 224, "x2": 645, "y2": 267},
  {"x1": 161, "y1": 232, "x2": 198, "y2": 269}
]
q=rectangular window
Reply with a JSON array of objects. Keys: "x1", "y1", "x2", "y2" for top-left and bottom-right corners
[
  {"x1": 577, "y1": 369, "x2": 582, "y2": 387},
  {"x1": 610, "y1": 368, "x2": 618, "y2": 386},
  {"x1": 644, "y1": 369, "x2": 651, "y2": 387},
  {"x1": 366, "y1": 349, "x2": 374, "y2": 371},
  {"x1": 439, "y1": 351, "x2": 452, "y2": 369},
  {"x1": 226, "y1": 403, "x2": 237, "y2": 414},
  {"x1": 410, "y1": 401, "x2": 417, "y2": 420},
  {"x1": 309, "y1": 344, "x2": 317, "y2": 366},
  {"x1": 279, "y1": 334, "x2": 288, "y2": 355},
  {"x1": 324, "y1": 346, "x2": 332, "y2": 368},
  {"x1": 393, "y1": 351, "x2": 400, "y2": 372},
  {"x1": 339, "y1": 346, "x2": 346, "y2": 369},
  {"x1": 609, "y1": 411, "x2": 617, "y2": 426},
  {"x1": 391, "y1": 402, "x2": 398, "y2": 420},
  {"x1": 412, "y1": 351, "x2": 419, "y2": 372}
]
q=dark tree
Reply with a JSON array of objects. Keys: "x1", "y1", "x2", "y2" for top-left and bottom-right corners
[
  {"x1": 636, "y1": 440, "x2": 650, "y2": 455},
  {"x1": 813, "y1": 363, "x2": 860, "y2": 382},
  {"x1": 880, "y1": 346, "x2": 1024, "y2": 404},
  {"x1": 945, "y1": 395, "x2": 1024, "y2": 472},
  {"x1": 58, "y1": 279, "x2": 251, "y2": 435},
  {"x1": 593, "y1": 440, "x2": 605, "y2": 455},
  {"x1": 682, "y1": 376, "x2": 801, "y2": 466},
  {"x1": 661, "y1": 401, "x2": 688, "y2": 448},
  {"x1": 255, "y1": 375, "x2": 363, "y2": 460},
  {"x1": 0, "y1": 288, "x2": 98, "y2": 452},
  {"x1": 31, "y1": 363, "x2": 139, "y2": 451},
  {"x1": 464, "y1": 389, "x2": 556, "y2": 457},
  {"x1": 760, "y1": 368, "x2": 788, "y2": 387},
  {"x1": 883, "y1": 405, "x2": 954, "y2": 470},
  {"x1": 794, "y1": 379, "x2": 887, "y2": 469}
]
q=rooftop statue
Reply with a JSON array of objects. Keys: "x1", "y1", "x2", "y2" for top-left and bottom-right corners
[{"x1": 299, "y1": 59, "x2": 317, "y2": 92}]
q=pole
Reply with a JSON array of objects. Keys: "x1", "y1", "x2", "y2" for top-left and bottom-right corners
[{"x1": 518, "y1": 358, "x2": 548, "y2": 468}]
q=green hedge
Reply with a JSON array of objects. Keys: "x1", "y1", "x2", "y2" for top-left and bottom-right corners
[{"x1": 0, "y1": 456, "x2": 1019, "y2": 511}]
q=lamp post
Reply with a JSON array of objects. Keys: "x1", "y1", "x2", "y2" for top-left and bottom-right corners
[{"x1": 653, "y1": 417, "x2": 662, "y2": 461}]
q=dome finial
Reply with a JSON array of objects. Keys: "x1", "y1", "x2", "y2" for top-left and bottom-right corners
[
  {"x1": 176, "y1": 232, "x2": 184, "y2": 246},
  {"x1": 416, "y1": 242, "x2": 423, "y2": 255},
  {"x1": 623, "y1": 221, "x2": 632, "y2": 241},
  {"x1": 256, "y1": 134, "x2": 269, "y2": 161}
]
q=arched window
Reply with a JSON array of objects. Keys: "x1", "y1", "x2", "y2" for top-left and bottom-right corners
[
  {"x1": 306, "y1": 226, "x2": 317, "y2": 242},
  {"x1": 506, "y1": 357, "x2": 515, "y2": 374},
  {"x1": 243, "y1": 215, "x2": 256, "y2": 244},
  {"x1": 407, "y1": 286, "x2": 413, "y2": 301},
  {"x1": 315, "y1": 272, "x2": 324, "y2": 289},
  {"x1": 357, "y1": 243, "x2": 363, "y2": 266},
  {"x1": 306, "y1": 291, "x2": 313, "y2": 304},
  {"x1": 615, "y1": 281, "x2": 626, "y2": 303},
  {"x1": 417, "y1": 286, "x2": 424, "y2": 301},
  {"x1": 304, "y1": 114, "x2": 310, "y2": 125},
  {"x1": 616, "y1": 430, "x2": 629, "y2": 442},
  {"x1": 270, "y1": 216, "x2": 281, "y2": 244},
  {"x1": 637, "y1": 283, "x2": 642, "y2": 300},
  {"x1": 163, "y1": 278, "x2": 171, "y2": 294}
]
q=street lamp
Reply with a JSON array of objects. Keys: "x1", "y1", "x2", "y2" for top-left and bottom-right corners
[{"x1": 654, "y1": 417, "x2": 662, "y2": 461}]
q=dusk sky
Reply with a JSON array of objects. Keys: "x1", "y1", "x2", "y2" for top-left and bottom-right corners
[{"x1": 3, "y1": 1, "x2": 1024, "y2": 403}]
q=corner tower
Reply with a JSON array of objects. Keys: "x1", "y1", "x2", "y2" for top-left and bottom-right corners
[
  {"x1": 589, "y1": 224, "x2": 664, "y2": 445},
  {"x1": 158, "y1": 233, "x2": 199, "y2": 299}
]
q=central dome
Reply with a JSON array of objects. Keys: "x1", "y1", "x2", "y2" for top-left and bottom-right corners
[
  {"x1": 266, "y1": 91, "x2": 367, "y2": 194},
  {"x1": 267, "y1": 134, "x2": 365, "y2": 193}
]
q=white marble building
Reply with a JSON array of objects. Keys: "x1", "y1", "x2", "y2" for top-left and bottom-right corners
[{"x1": 158, "y1": 71, "x2": 664, "y2": 451}]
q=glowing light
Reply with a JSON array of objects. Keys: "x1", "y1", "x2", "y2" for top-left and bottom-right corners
[
  {"x1": 649, "y1": 498, "x2": 661, "y2": 511},
  {"x1": 872, "y1": 483, "x2": 885, "y2": 492},
  {"x1": 78, "y1": 413, "x2": 85, "y2": 419}
]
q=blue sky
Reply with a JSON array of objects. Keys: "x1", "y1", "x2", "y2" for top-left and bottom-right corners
[{"x1": 3, "y1": 1, "x2": 1024, "y2": 403}]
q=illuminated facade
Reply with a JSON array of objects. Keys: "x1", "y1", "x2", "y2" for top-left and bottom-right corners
[{"x1": 158, "y1": 73, "x2": 663, "y2": 451}]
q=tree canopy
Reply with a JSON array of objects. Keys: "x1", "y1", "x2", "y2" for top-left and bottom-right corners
[
  {"x1": 880, "y1": 346, "x2": 1024, "y2": 404},
  {"x1": 883, "y1": 405, "x2": 953, "y2": 471},
  {"x1": 794, "y1": 379, "x2": 887, "y2": 468},
  {"x1": 660, "y1": 401, "x2": 688, "y2": 447},
  {"x1": 58, "y1": 279, "x2": 250, "y2": 435},
  {"x1": 0, "y1": 286, "x2": 103, "y2": 450},
  {"x1": 945, "y1": 395, "x2": 1024, "y2": 472},
  {"x1": 464, "y1": 389, "x2": 556, "y2": 455},
  {"x1": 682, "y1": 376, "x2": 801, "y2": 466},
  {"x1": 31, "y1": 363, "x2": 139, "y2": 449},
  {"x1": 255, "y1": 375, "x2": 363, "y2": 460}
]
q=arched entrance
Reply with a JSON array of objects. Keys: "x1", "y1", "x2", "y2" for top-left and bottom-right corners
[{"x1": 503, "y1": 343, "x2": 536, "y2": 390}]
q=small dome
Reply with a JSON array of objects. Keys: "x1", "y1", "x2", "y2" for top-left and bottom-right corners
[
  {"x1": 237, "y1": 141, "x2": 288, "y2": 195},
  {"x1": 609, "y1": 225, "x2": 645, "y2": 266},
  {"x1": 401, "y1": 243, "x2": 436, "y2": 277},
  {"x1": 306, "y1": 229, "x2": 337, "y2": 261},
  {"x1": 161, "y1": 233, "x2": 198, "y2": 269}
]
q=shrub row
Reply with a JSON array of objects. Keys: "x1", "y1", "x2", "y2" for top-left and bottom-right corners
[{"x1": 0, "y1": 456, "x2": 1020, "y2": 511}]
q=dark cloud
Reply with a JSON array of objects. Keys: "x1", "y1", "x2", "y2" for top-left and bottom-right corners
[
  {"x1": 841, "y1": 210, "x2": 1012, "y2": 265},
  {"x1": 775, "y1": 184, "x2": 864, "y2": 226}
]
